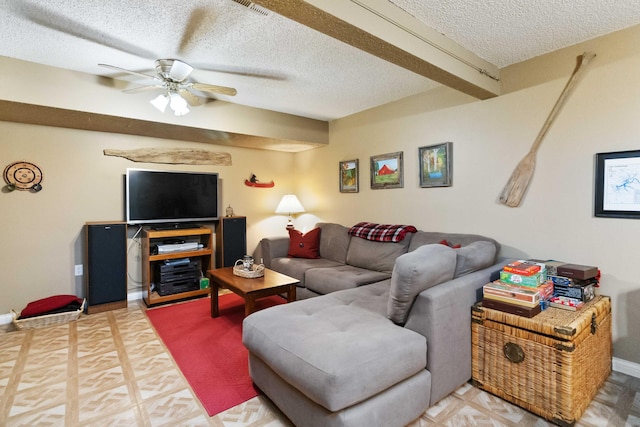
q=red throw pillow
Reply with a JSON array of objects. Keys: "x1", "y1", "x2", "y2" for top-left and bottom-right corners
[
  {"x1": 288, "y1": 228, "x2": 321, "y2": 259},
  {"x1": 20, "y1": 294, "x2": 83, "y2": 319},
  {"x1": 439, "y1": 239, "x2": 461, "y2": 249}
]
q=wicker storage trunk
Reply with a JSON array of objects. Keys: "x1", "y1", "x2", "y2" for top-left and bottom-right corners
[{"x1": 471, "y1": 295, "x2": 611, "y2": 426}]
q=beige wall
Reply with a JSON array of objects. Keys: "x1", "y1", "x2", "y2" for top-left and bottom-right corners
[
  {"x1": 0, "y1": 122, "x2": 297, "y2": 313},
  {"x1": 293, "y1": 30, "x2": 640, "y2": 364},
  {"x1": 0, "y1": 56, "x2": 328, "y2": 147},
  {"x1": 1, "y1": 26, "x2": 639, "y2": 366}
]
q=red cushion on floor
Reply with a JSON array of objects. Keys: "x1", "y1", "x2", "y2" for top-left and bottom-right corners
[{"x1": 20, "y1": 295, "x2": 83, "y2": 318}]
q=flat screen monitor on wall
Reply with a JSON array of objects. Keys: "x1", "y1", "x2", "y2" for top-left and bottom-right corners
[{"x1": 125, "y1": 168, "x2": 219, "y2": 225}]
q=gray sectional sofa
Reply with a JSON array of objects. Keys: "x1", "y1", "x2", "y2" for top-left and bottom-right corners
[{"x1": 243, "y1": 222, "x2": 508, "y2": 427}]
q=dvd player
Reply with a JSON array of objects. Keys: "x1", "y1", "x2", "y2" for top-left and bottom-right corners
[
  {"x1": 156, "y1": 268, "x2": 201, "y2": 283},
  {"x1": 157, "y1": 242, "x2": 200, "y2": 254},
  {"x1": 156, "y1": 278, "x2": 200, "y2": 296},
  {"x1": 159, "y1": 259, "x2": 199, "y2": 273}
]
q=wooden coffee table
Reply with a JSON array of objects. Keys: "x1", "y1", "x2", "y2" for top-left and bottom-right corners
[{"x1": 207, "y1": 267, "x2": 299, "y2": 317}]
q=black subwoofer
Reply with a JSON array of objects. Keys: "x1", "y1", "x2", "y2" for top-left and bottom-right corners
[{"x1": 85, "y1": 222, "x2": 128, "y2": 314}]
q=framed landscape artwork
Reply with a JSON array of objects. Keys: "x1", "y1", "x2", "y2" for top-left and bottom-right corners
[
  {"x1": 339, "y1": 159, "x2": 359, "y2": 193},
  {"x1": 594, "y1": 149, "x2": 640, "y2": 219},
  {"x1": 419, "y1": 142, "x2": 452, "y2": 187},
  {"x1": 370, "y1": 151, "x2": 403, "y2": 189}
]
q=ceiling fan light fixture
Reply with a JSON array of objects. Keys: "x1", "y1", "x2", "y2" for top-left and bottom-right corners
[
  {"x1": 150, "y1": 93, "x2": 169, "y2": 112},
  {"x1": 169, "y1": 92, "x2": 189, "y2": 116},
  {"x1": 102, "y1": 59, "x2": 235, "y2": 115}
]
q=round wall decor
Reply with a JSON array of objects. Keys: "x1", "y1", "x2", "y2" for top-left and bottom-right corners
[{"x1": 3, "y1": 161, "x2": 43, "y2": 191}]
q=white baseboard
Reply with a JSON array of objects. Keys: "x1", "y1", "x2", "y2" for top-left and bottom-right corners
[
  {"x1": 0, "y1": 312, "x2": 13, "y2": 325},
  {"x1": 128, "y1": 291, "x2": 144, "y2": 302},
  {"x1": 613, "y1": 357, "x2": 640, "y2": 378}
]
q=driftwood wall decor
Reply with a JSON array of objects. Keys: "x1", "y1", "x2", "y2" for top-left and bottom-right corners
[{"x1": 103, "y1": 148, "x2": 232, "y2": 166}]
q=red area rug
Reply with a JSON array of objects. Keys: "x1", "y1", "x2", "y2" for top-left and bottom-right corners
[{"x1": 146, "y1": 293, "x2": 285, "y2": 416}]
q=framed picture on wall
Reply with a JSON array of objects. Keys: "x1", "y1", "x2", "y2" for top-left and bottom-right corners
[
  {"x1": 419, "y1": 142, "x2": 452, "y2": 188},
  {"x1": 370, "y1": 151, "x2": 403, "y2": 189},
  {"x1": 594, "y1": 149, "x2": 640, "y2": 219},
  {"x1": 339, "y1": 159, "x2": 359, "y2": 193}
]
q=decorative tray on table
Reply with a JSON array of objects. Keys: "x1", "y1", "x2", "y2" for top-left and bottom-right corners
[{"x1": 233, "y1": 261, "x2": 265, "y2": 278}]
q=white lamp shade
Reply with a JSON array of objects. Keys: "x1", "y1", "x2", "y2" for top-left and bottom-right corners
[
  {"x1": 275, "y1": 194, "x2": 305, "y2": 214},
  {"x1": 150, "y1": 92, "x2": 190, "y2": 116},
  {"x1": 150, "y1": 94, "x2": 169, "y2": 112},
  {"x1": 169, "y1": 92, "x2": 189, "y2": 116}
]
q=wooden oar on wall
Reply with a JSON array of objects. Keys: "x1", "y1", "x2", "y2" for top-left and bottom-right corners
[{"x1": 499, "y1": 51, "x2": 596, "y2": 207}]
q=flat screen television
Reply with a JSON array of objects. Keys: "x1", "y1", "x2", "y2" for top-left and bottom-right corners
[{"x1": 125, "y1": 168, "x2": 219, "y2": 226}]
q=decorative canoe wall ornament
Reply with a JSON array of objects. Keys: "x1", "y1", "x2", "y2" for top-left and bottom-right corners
[
  {"x1": 245, "y1": 174, "x2": 274, "y2": 188},
  {"x1": 103, "y1": 148, "x2": 232, "y2": 166}
]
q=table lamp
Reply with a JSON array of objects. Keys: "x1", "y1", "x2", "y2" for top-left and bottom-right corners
[{"x1": 275, "y1": 194, "x2": 305, "y2": 229}]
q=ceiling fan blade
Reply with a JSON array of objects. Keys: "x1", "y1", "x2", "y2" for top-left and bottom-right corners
[
  {"x1": 178, "y1": 89, "x2": 203, "y2": 107},
  {"x1": 122, "y1": 85, "x2": 166, "y2": 94},
  {"x1": 178, "y1": 7, "x2": 215, "y2": 56},
  {"x1": 99, "y1": 64, "x2": 162, "y2": 82},
  {"x1": 192, "y1": 63, "x2": 287, "y2": 81},
  {"x1": 6, "y1": 3, "x2": 157, "y2": 59},
  {"x1": 190, "y1": 83, "x2": 237, "y2": 96}
]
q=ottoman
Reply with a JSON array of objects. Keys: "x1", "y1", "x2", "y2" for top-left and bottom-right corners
[{"x1": 242, "y1": 290, "x2": 431, "y2": 427}]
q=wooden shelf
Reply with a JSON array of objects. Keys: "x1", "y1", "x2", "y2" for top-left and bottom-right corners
[
  {"x1": 145, "y1": 228, "x2": 213, "y2": 239},
  {"x1": 148, "y1": 248, "x2": 212, "y2": 262},
  {"x1": 142, "y1": 227, "x2": 213, "y2": 307},
  {"x1": 146, "y1": 288, "x2": 210, "y2": 305}
]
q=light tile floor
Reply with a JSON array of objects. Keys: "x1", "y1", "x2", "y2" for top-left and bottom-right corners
[{"x1": 1, "y1": 301, "x2": 638, "y2": 426}]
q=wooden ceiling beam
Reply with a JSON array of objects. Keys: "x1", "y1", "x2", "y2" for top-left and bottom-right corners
[{"x1": 254, "y1": 0, "x2": 500, "y2": 99}]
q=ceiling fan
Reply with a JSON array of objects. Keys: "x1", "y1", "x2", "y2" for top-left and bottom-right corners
[{"x1": 99, "y1": 59, "x2": 238, "y2": 116}]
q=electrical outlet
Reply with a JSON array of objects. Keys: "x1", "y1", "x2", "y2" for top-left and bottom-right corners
[{"x1": 74, "y1": 264, "x2": 83, "y2": 276}]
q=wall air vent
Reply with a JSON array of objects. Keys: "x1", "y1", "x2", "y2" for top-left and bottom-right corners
[{"x1": 231, "y1": 0, "x2": 271, "y2": 16}]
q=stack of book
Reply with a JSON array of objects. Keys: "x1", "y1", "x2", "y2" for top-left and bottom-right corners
[
  {"x1": 483, "y1": 260, "x2": 601, "y2": 314},
  {"x1": 546, "y1": 262, "x2": 599, "y2": 311},
  {"x1": 482, "y1": 260, "x2": 553, "y2": 317}
]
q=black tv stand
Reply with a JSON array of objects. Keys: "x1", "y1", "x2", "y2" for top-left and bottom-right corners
[{"x1": 151, "y1": 223, "x2": 201, "y2": 231}]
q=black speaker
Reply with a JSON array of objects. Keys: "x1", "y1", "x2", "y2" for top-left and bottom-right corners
[
  {"x1": 216, "y1": 216, "x2": 247, "y2": 267},
  {"x1": 85, "y1": 222, "x2": 128, "y2": 314}
]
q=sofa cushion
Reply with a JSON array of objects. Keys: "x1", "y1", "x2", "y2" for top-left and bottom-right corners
[
  {"x1": 330, "y1": 279, "x2": 391, "y2": 316},
  {"x1": 387, "y1": 244, "x2": 457, "y2": 325},
  {"x1": 288, "y1": 227, "x2": 321, "y2": 259},
  {"x1": 305, "y1": 266, "x2": 390, "y2": 295},
  {"x1": 316, "y1": 222, "x2": 351, "y2": 263},
  {"x1": 271, "y1": 257, "x2": 344, "y2": 286},
  {"x1": 243, "y1": 294, "x2": 427, "y2": 412},
  {"x1": 408, "y1": 231, "x2": 500, "y2": 254},
  {"x1": 453, "y1": 240, "x2": 497, "y2": 278},
  {"x1": 346, "y1": 237, "x2": 410, "y2": 273}
]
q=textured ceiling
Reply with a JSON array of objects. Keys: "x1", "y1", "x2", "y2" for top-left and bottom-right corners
[
  {"x1": 389, "y1": 0, "x2": 640, "y2": 68},
  {"x1": 1, "y1": 0, "x2": 640, "y2": 121}
]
